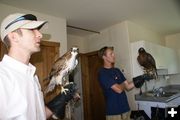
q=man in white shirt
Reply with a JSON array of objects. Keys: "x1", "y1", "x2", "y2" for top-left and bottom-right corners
[{"x1": 0, "y1": 13, "x2": 76, "y2": 120}]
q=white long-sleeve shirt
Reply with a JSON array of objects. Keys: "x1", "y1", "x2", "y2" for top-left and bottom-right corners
[{"x1": 0, "y1": 55, "x2": 46, "y2": 120}]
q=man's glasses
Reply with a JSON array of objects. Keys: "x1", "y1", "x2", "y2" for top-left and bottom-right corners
[{"x1": 5, "y1": 14, "x2": 37, "y2": 30}]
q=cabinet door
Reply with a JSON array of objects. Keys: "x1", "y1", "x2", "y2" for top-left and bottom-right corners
[
  {"x1": 165, "y1": 48, "x2": 179, "y2": 74},
  {"x1": 150, "y1": 44, "x2": 179, "y2": 74},
  {"x1": 149, "y1": 43, "x2": 167, "y2": 69}
]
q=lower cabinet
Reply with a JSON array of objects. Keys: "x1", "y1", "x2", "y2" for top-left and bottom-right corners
[{"x1": 136, "y1": 97, "x2": 180, "y2": 119}]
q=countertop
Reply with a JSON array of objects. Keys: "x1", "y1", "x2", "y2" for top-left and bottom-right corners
[{"x1": 135, "y1": 85, "x2": 180, "y2": 103}]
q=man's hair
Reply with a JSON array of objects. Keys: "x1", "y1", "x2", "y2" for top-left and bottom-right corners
[
  {"x1": 3, "y1": 29, "x2": 22, "y2": 49},
  {"x1": 98, "y1": 46, "x2": 114, "y2": 59}
]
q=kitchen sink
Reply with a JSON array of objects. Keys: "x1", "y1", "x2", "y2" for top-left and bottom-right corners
[
  {"x1": 160, "y1": 92, "x2": 177, "y2": 97},
  {"x1": 144, "y1": 91, "x2": 177, "y2": 98},
  {"x1": 135, "y1": 85, "x2": 180, "y2": 102}
]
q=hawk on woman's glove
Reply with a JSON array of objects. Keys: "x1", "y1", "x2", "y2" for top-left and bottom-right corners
[
  {"x1": 137, "y1": 47, "x2": 158, "y2": 80},
  {"x1": 44, "y1": 47, "x2": 79, "y2": 94}
]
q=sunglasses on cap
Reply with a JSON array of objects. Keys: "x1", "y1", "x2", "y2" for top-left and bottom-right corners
[{"x1": 5, "y1": 14, "x2": 37, "y2": 30}]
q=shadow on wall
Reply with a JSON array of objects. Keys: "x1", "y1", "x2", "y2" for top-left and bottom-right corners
[{"x1": 42, "y1": 33, "x2": 51, "y2": 40}]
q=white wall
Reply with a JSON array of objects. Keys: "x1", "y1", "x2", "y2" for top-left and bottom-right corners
[
  {"x1": 165, "y1": 33, "x2": 180, "y2": 49},
  {"x1": 127, "y1": 21, "x2": 165, "y2": 45},
  {"x1": 67, "y1": 34, "x2": 87, "y2": 53},
  {"x1": 84, "y1": 21, "x2": 131, "y2": 78},
  {"x1": 0, "y1": 3, "x2": 67, "y2": 55},
  {"x1": 85, "y1": 28, "x2": 113, "y2": 52},
  {"x1": 86, "y1": 21, "x2": 131, "y2": 77}
]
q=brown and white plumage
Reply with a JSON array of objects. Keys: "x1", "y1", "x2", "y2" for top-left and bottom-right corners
[
  {"x1": 44, "y1": 47, "x2": 79, "y2": 94},
  {"x1": 137, "y1": 47, "x2": 158, "y2": 79}
]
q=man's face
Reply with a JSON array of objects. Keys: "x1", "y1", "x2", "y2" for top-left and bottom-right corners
[
  {"x1": 18, "y1": 28, "x2": 42, "y2": 54},
  {"x1": 103, "y1": 48, "x2": 115, "y2": 64}
]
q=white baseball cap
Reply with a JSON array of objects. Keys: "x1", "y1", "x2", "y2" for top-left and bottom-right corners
[{"x1": 1, "y1": 13, "x2": 47, "y2": 41}]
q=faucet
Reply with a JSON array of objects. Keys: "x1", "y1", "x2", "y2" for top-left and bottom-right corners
[{"x1": 152, "y1": 87, "x2": 164, "y2": 97}]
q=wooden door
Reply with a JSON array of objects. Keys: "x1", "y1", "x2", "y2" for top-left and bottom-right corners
[
  {"x1": 81, "y1": 51, "x2": 106, "y2": 120},
  {"x1": 30, "y1": 41, "x2": 60, "y2": 88},
  {"x1": 30, "y1": 41, "x2": 60, "y2": 102},
  {"x1": 0, "y1": 41, "x2": 8, "y2": 59}
]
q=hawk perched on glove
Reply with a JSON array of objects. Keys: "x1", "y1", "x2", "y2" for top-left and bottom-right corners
[
  {"x1": 44, "y1": 47, "x2": 79, "y2": 94},
  {"x1": 137, "y1": 47, "x2": 158, "y2": 79}
]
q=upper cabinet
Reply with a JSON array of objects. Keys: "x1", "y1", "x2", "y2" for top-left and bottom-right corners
[
  {"x1": 130, "y1": 40, "x2": 179, "y2": 77},
  {"x1": 164, "y1": 47, "x2": 179, "y2": 74}
]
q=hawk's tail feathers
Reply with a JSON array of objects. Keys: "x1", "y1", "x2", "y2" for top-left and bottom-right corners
[
  {"x1": 44, "y1": 80, "x2": 56, "y2": 94},
  {"x1": 155, "y1": 69, "x2": 158, "y2": 80},
  {"x1": 153, "y1": 67, "x2": 158, "y2": 80}
]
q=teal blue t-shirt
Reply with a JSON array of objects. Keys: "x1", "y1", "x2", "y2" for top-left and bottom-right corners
[{"x1": 98, "y1": 67, "x2": 130, "y2": 115}]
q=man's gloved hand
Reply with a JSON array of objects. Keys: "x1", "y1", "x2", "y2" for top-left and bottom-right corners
[
  {"x1": 133, "y1": 75, "x2": 145, "y2": 88},
  {"x1": 142, "y1": 74, "x2": 154, "y2": 81},
  {"x1": 133, "y1": 74, "x2": 154, "y2": 88},
  {"x1": 46, "y1": 82, "x2": 77, "y2": 119}
]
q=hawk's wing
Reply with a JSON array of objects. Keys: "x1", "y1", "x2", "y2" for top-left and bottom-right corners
[
  {"x1": 147, "y1": 53, "x2": 156, "y2": 69},
  {"x1": 137, "y1": 52, "x2": 157, "y2": 70},
  {"x1": 137, "y1": 53, "x2": 147, "y2": 67},
  {"x1": 48, "y1": 50, "x2": 71, "y2": 79},
  {"x1": 44, "y1": 52, "x2": 70, "y2": 94},
  {"x1": 147, "y1": 53, "x2": 158, "y2": 78},
  {"x1": 49, "y1": 57, "x2": 67, "y2": 80}
]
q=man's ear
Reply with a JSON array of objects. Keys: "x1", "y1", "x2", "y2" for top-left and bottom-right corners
[{"x1": 7, "y1": 32, "x2": 19, "y2": 42}]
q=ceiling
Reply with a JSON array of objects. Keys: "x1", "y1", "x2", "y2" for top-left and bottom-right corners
[{"x1": 1, "y1": 0, "x2": 180, "y2": 36}]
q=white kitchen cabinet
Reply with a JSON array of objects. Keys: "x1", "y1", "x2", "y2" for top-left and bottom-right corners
[
  {"x1": 136, "y1": 98, "x2": 180, "y2": 119},
  {"x1": 149, "y1": 43, "x2": 167, "y2": 69},
  {"x1": 130, "y1": 40, "x2": 179, "y2": 77},
  {"x1": 164, "y1": 47, "x2": 179, "y2": 74}
]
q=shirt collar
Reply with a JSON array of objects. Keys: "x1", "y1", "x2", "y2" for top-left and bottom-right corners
[{"x1": 2, "y1": 55, "x2": 36, "y2": 75}]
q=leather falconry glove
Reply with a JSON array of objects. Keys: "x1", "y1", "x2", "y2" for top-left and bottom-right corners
[
  {"x1": 46, "y1": 82, "x2": 77, "y2": 119},
  {"x1": 133, "y1": 74, "x2": 154, "y2": 88}
]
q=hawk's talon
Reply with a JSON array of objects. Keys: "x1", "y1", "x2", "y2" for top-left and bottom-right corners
[{"x1": 61, "y1": 87, "x2": 69, "y2": 95}]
